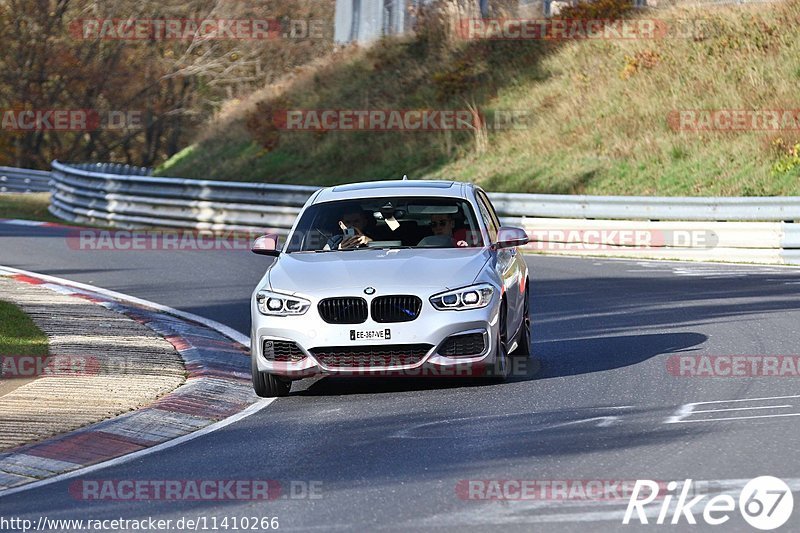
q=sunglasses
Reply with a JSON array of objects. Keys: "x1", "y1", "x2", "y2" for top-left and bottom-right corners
[{"x1": 430, "y1": 220, "x2": 451, "y2": 227}]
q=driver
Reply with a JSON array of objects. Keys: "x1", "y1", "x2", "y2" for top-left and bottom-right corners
[{"x1": 325, "y1": 209, "x2": 375, "y2": 250}]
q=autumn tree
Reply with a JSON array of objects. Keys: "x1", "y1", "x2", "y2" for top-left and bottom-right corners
[{"x1": 0, "y1": 0, "x2": 334, "y2": 168}]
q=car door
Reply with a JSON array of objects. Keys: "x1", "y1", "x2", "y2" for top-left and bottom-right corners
[{"x1": 475, "y1": 190, "x2": 524, "y2": 343}]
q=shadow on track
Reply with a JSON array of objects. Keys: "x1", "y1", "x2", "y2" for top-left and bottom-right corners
[
  {"x1": 534, "y1": 332, "x2": 707, "y2": 380},
  {"x1": 533, "y1": 271, "x2": 800, "y2": 338},
  {"x1": 295, "y1": 331, "x2": 706, "y2": 396}
]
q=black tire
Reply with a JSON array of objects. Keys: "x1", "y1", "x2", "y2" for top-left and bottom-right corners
[
  {"x1": 487, "y1": 302, "x2": 510, "y2": 382},
  {"x1": 510, "y1": 283, "x2": 531, "y2": 358},
  {"x1": 251, "y1": 353, "x2": 291, "y2": 397}
]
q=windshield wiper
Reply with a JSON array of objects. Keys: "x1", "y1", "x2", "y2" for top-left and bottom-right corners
[{"x1": 292, "y1": 245, "x2": 416, "y2": 253}]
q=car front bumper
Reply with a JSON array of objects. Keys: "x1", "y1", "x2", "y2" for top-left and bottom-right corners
[{"x1": 251, "y1": 296, "x2": 501, "y2": 378}]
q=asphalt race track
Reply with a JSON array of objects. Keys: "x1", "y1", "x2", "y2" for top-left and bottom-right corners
[{"x1": 2, "y1": 221, "x2": 800, "y2": 531}]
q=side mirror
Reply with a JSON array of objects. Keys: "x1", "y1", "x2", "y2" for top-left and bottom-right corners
[
  {"x1": 495, "y1": 226, "x2": 529, "y2": 249},
  {"x1": 252, "y1": 234, "x2": 281, "y2": 256}
]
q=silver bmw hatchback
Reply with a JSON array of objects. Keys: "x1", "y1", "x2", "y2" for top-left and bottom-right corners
[{"x1": 250, "y1": 180, "x2": 531, "y2": 397}]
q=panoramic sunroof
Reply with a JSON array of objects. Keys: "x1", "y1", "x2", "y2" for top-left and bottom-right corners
[{"x1": 332, "y1": 180, "x2": 454, "y2": 192}]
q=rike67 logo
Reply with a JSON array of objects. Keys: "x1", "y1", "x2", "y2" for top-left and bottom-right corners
[{"x1": 624, "y1": 477, "x2": 793, "y2": 530}]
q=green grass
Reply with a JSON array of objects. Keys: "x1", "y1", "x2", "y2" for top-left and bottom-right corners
[
  {"x1": 0, "y1": 300, "x2": 49, "y2": 357},
  {"x1": 0, "y1": 193, "x2": 62, "y2": 223},
  {"x1": 0, "y1": 193, "x2": 117, "y2": 227},
  {"x1": 156, "y1": 0, "x2": 800, "y2": 196}
]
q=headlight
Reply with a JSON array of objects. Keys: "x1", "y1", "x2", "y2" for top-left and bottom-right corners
[
  {"x1": 430, "y1": 284, "x2": 494, "y2": 311},
  {"x1": 256, "y1": 290, "x2": 310, "y2": 316}
]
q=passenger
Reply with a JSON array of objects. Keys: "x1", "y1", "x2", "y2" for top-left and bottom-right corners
[{"x1": 429, "y1": 214, "x2": 469, "y2": 247}]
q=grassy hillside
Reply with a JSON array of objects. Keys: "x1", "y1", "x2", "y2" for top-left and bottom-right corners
[{"x1": 158, "y1": 0, "x2": 800, "y2": 195}]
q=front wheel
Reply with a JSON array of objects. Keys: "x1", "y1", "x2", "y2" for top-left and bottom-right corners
[
  {"x1": 486, "y1": 304, "x2": 510, "y2": 382},
  {"x1": 251, "y1": 354, "x2": 291, "y2": 397},
  {"x1": 510, "y1": 284, "x2": 531, "y2": 358}
]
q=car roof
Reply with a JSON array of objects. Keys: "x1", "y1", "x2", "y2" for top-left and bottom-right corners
[{"x1": 312, "y1": 180, "x2": 474, "y2": 203}]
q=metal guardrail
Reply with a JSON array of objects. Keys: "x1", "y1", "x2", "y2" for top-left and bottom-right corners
[
  {"x1": 67, "y1": 162, "x2": 153, "y2": 177},
  {"x1": 490, "y1": 193, "x2": 800, "y2": 222},
  {"x1": 50, "y1": 160, "x2": 319, "y2": 235},
  {"x1": 44, "y1": 161, "x2": 800, "y2": 264},
  {"x1": 490, "y1": 193, "x2": 800, "y2": 223},
  {"x1": 0, "y1": 167, "x2": 51, "y2": 193}
]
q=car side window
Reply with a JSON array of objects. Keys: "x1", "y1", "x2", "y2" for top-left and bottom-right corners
[{"x1": 476, "y1": 192, "x2": 499, "y2": 243}]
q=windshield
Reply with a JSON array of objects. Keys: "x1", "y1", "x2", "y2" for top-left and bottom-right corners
[{"x1": 285, "y1": 196, "x2": 484, "y2": 252}]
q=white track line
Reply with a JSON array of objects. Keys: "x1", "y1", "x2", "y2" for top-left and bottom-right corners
[
  {"x1": 672, "y1": 413, "x2": 800, "y2": 423},
  {"x1": 0, "y1": 400, "x2": 274, "y2": 499},
  {"x1": 692, "y1": 405, "x2": 792, "y2": 414},
  {"x1": 539, "y1": 254, "x2": 800, "y2": 270},
  {"x1": 0, "y1": 265, "x2": 249, "y2": 346},
  {"x1": 0, "y1": 264, "x2": 272, "y2": 499},
  {"x1": 691, "y1": 394, "x2": 800, "y2": 405}
]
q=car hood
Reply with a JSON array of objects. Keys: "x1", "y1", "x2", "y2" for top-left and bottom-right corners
[{"x1": 268, "y1": 248, "x2": 492, "y2": 293}]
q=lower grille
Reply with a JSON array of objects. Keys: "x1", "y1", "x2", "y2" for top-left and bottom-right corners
[
  {"x1": 311, "y1": 344, "x2": 433, "y2": 368},
  {"x1": 437, "y1": 333, "x2": 486, "y2": 357},
  {"x1": 263, "y1": 340, "x2": 306, "y2": 363},
  {"x1": 318, "y1": 297, "x2": 368, "y2": 324}
]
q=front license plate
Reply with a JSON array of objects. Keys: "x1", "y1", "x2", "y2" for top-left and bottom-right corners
[{"x1": 350, "y1": 328, "x2": 391, "y2": 341}]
